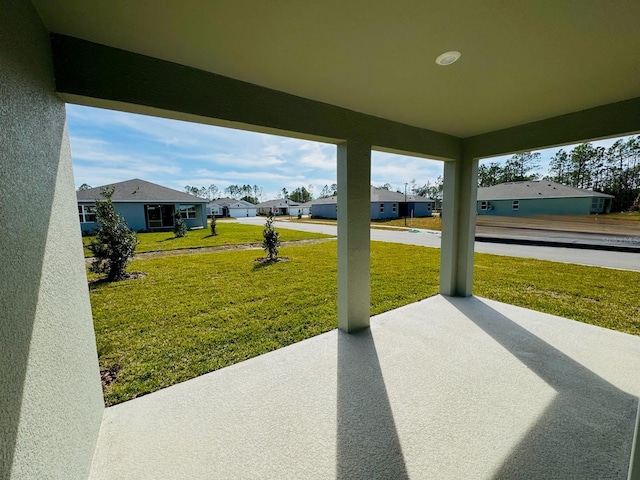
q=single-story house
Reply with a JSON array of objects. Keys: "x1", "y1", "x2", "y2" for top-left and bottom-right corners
[
  {"x1": 476, "y1": 181, "x2": 614, "y2": 216},
  {"x1": 311, "y1": 186, "x2": 435, "y2": 220},
  {"x1": 256, "y1": 199, "x2": 306, "y2": 216},
  {"x1": 207, "y1": 198, "x2": 257, "y2": 217},
  {"x1": 77, "y1": 178, "x2": 208, "y2": 234}
]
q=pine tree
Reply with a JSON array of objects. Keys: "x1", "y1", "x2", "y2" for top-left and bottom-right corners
[{"x1": 262, "y1": 212, "x2": 280, "y2": 261}]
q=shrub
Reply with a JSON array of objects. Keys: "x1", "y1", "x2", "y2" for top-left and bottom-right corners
[
  {"x1": 173, "y1": 212, "x2": 187, "y2": 238},
  {"x1": 210, "y1": 216, "x2": 218, "y2": 236},
  {"x1": 88, "y1": 187, "x2": 139, "y2": 281},
  {"x1": 262, "y1": 212, "x2": 280, "y2": 261}
]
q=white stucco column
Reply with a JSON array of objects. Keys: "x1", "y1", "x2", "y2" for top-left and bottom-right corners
[
  {"x1": 440, "y1": 155, "x2": 478, "y2": 297},
  {"x1": 1, "y1": 2, "x2": 104, "y2": 478},
  {"x1": 337, "y1": 140, "x2": 371, "y2": 332}
]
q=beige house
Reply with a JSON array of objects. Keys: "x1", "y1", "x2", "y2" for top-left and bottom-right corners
[{"x1": 3, "y1": 1, "x2": 640, "y2": 479}]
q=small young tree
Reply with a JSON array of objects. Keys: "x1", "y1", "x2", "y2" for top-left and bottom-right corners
[
  {"x1": 173, "y1": 211, "x2": 187, "y2": 238},
  {"x1": 262, "y1": 212, "x2": 280, "y2": 261},
  {"x1": 88, "y1": 187, "x2": 139, "y2": 281},
  {"x1": 210, "y1": 216, "x2": 218, "y2": 236}
]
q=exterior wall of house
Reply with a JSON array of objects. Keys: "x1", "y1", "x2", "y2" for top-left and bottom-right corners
[
  {"x1": 406, "y1": 202, "x2": 434, "y2": 218},
  {"x1": 477, "y1": 197, "x2": 599, "y2": 216},
  {"x1": 80, "y1": 202, "x2": 207, "y2": 234},
  {"x1": 229, "y1": 206, "x2": 257, "y2": 217},
  {"x1": 117, "y1": 203, "x2": 148, "y2": 231},
  {"x1": 311, "y1": 203, "x2": 338, "y2": 219},
  {"x1": 370, "y1": 201, "x2": 400, "y2": 220},
  {"x1": 1, "y1": 2, "x2": 104, "y2": 478}
]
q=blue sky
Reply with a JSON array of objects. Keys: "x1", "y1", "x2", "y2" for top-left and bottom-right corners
[
  {"x1": 66, "y1": 105, "x2": 443, "y2": 200},
  {"x1": 67, "y1": 104, "x2": 633, "y2": 199}
]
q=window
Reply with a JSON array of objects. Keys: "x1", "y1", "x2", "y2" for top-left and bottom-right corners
[
  {"x1": 379, "y1": 203, "x2": 384, "y2": 213},
  {"x1": 512, "y1": 200, "x2": 519, "y2": 211},
  {"x1": 480, "y1": 201, "x2": 488, "y2": 211},
  {"x1": 392, "y1": 203, "x2": 397, "y2": 213},
  {"x1": 179, "y1": 205, "x2": 197, "y2": 219},
  {"x1": 78, "y1": 205, "x2": 96, "y2": 223},
  {"x1": 591, "y1": 198, "x2": 603, "y2": 209}
]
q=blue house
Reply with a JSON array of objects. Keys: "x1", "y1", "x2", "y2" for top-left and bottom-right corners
[
  {"x1": 77, "y1": 179, "x2": 209, "y2": 234},
  {"x1": 477, "y1": 181, "x2": 614, "y2": 216},
  {"x1": 311, "y1": 186, "x2": 434, "y2": 220}
]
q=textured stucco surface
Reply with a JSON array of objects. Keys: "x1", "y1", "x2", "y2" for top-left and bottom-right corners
[
  {"x1": 89, "y1": 296, "x2": 640, "y2": 479},
  {"x1": 0, "y1": 1, "x2": 104, "y2": 478}
]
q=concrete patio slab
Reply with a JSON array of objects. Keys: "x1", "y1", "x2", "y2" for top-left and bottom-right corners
[{"x1": 89, "y1": 296, "x2": 640, "y2": 479}]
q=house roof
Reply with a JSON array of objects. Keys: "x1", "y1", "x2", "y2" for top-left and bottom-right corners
[
  {"x1": 312, "y1": 187, "x2": 434, "y2": 205},
  {"x1": 256, "y1": 199, "x2": 301, "y2": 208},
  {"x1": 208, "y1": 198, "x2": 256, "y2": 208},
  {"x1": 477, "y1": 181, "x2": 615, "y2": 201},
  {"x1": 76, "y1": 179, "x2": 208, "y2": 203}
]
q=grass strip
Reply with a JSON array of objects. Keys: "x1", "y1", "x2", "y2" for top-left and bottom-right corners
[{"x1": 83, "y1": 222, "x2": 331, "y2": 257}]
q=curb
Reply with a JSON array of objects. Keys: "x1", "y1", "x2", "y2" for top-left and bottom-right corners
[{"x1": 475, "y1": 235, "x2": 640, "y2": 254}]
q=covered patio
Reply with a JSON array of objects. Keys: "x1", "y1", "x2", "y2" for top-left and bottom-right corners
[
  {"x1": 88, "y1": 295, "x2": 640, "y2": 479},
  {"x1": 2, "y1": 1, "x2": 640, "y2": 478}
]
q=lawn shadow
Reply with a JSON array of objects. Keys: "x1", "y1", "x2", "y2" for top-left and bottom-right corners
[
  {"x1": 337, "y1": 329, "x2": 409, "y2": 480},
  {"x1": 443, "y1": 296, "x2": 638, "y2": 479},
  {"x1": 252, "y1": 257, "x2": 290, "y2": 271}
]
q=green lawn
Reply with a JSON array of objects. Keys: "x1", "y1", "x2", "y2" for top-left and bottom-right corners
[
  {"x1": 288, "y1": 216, "x2": 443, "y2": 230},
  {"x1": 90, "y1": 241, "x2": 640, "y2": 406},
  {"x1": 82, "y1": 222, "x2": 331, "y2": 256}
]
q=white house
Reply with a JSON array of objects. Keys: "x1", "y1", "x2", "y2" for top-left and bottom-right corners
[
  {"x1": 256, "y1": 199, "x2": 305, "y2": 216},
  {"x1": 207, "y1": 198, "x2": 257, "y2": 217}
]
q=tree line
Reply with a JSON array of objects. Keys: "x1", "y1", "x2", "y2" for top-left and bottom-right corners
[{"x1": 478, "y1": 136, "x2": 640, "y2": 211}]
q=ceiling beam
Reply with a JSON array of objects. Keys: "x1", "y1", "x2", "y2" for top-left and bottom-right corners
[
  {"x1": 464, "y1": 97, "x2": 640, "y2": 159},
  {"x1": 50, "y1": 34, "x2": 460, "y2": 161}
]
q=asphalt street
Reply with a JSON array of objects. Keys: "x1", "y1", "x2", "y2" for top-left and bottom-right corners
[{"x1": 235, "y1": 217, "x2": 640, "y2": 272}]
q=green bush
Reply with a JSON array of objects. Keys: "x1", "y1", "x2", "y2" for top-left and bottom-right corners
[
  {"x1": 210, "y1": 216, "x2": 218, "y2": 236},
  {"x1": 262, "y1": 212, "x2": 280, "y2": 260},
  {"x1": 173, "y1": 212, "x2": 187, "y2": 238},
  {"x1": 88, "y1": 187, "x2": 139, "y2": 281}
]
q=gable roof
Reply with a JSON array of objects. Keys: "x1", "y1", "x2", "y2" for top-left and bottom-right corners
[
  {"x1": 208, "y1": 198, "x2": 256, "y2": 208},
  {"x1": 477, "y1": 181, "x2": 615, "y2": 201},
  {"x1": 256, "y1": 199, "x2": 301, "y2": 208},
  {"x1": 312, "y1": 186, "x2": 434, "y2": 205},
  {"x1": 76, "y1": 179, "x2": 208, "y2": 203}
]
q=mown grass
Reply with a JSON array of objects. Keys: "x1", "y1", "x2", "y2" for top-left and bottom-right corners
[
  {"x1": 291, "y1": 216, "x2": 443, "y2": 230},
  {"x1": 82, "y1": 222, "x2": 331, "y2": 257},
  {"x1": 90, "y1": 242, "x2": 640, "y2": 405},
  {"x1": 373, "y1": 216, "x2": 442, "y2": 230}
]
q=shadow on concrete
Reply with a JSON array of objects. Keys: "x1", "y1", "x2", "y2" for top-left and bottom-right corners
[
  {"x1": 336, "y1": 329, "x2": 409, "y2": 480},
  {"x1": 444, "y1": 296, "x2": 638, "y2": 479}
]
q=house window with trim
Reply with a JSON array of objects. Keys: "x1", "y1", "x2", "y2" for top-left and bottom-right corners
[
  {"x1": 591, "y1": 198, "x2": 603, "y2": 210},
  {"x1": 179, "y1": 205, "x2": 197, "y2": 219},
  {"x1": 392, "y1": 203, "x2": 397, "y2": 213},
  {"x1": 480, "y1": 201, "x2": 488, "y2": 211},
  {"x1": 78, "y1": 205, "x2": 97, "y2": 223},
  {"x1": 512, "y1": 200, "x2": 519, "y2": 211},
  {"x1": 379, "y1": 203, "x2": 384, "y2": 213}
]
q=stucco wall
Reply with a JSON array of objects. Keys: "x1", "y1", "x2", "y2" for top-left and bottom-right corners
[
  {"x1": 312, "y1": 203, "x2": 338, "y2": 219},
  {"x1": 0, "y1": 1, "x2": 104, "y2": 478},
  {"x1": 370, "y1": 202, "x2": 399, "y2": 220},
  {"x1": 477, "y1": 197, "x2": 594, "y2": 216},
  {"x1": 229, "y1": 206, "x2": 257, "y2": 217},
  {"x1": 407, "y1": 202, "x2": 434, "y2": 218}
]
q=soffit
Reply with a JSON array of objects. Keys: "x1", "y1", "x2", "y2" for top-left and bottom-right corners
[{"x1": 33, "y1": 0, "x2": 640, "y2": 137}]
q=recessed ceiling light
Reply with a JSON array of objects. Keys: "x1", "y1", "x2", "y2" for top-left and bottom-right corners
[{"x1": 435, "y1": 51, "x2": 461, "y2": 66}]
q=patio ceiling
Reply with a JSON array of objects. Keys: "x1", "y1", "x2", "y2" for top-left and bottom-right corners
[{"x1": 33, "y1": 0, "x2": 640, "y2": 139}]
